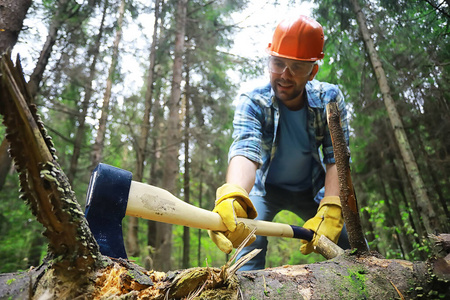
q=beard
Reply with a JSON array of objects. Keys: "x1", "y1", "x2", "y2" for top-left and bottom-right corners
[{"x1": 272, "y1": 78, "x2": 304, "y2": 102}]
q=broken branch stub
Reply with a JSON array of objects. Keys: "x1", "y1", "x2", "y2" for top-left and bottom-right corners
[{"x1": 326, "y1": 102, "x2": 368, "y2": 252}]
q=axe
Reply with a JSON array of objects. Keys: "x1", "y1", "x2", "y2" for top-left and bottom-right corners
[{"x1": 84, "y1": 163, "x2": 313, "y2": 258}]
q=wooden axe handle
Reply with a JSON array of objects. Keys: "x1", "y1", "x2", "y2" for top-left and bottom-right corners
[{"x1": 126, "y1": 181, "x2": 313, "y2": 241}]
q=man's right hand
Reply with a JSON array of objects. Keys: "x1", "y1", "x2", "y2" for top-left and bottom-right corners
[{"x1": 208, "y1": 183, "x2": 258, "y2": 254}]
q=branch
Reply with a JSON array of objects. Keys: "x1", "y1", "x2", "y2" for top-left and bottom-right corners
[{"x1": 326, "y1": 102, "x2": 369, "y2": 252}]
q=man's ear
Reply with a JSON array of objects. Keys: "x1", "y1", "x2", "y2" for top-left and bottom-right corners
[{"x1": 309, "y1": 64, "x2": 319, "y2": 81}]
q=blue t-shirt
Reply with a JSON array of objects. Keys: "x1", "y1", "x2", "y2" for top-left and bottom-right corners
[
  {"x1": 228, "y1": 80, "x2": 350, "y2": 201},
  {"x1": 265, "y1": 102, "x2": 312, "y2": 191}
]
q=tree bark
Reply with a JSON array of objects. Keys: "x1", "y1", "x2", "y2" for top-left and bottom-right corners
[
  {"x1": 155, "y1": 0, "x2": 188, "y2": 271},
  {"x1": 349, "y1": 0, "x2": 440, "y2": 235},
  {"x1": 0, "y1": 0, "x2": 32, "y2": 53},
  {"x1": 0, "y1": 53, "x2": 103, "y2": 298},
  {"x1": 90, "y1": 0, "x2": 126, "y2": 171},
  {"x1": 327, "y1": 102, "x2": 368, "y2": 252}
]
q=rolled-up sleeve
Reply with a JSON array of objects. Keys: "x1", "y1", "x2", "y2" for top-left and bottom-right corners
[{"x1": 228, "y1": 94, "x2": 265, "y2": 166}]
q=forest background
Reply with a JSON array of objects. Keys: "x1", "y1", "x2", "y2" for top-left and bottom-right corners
[{"x1": 0, "y1": 0, "x2": 449, "y2": 273}]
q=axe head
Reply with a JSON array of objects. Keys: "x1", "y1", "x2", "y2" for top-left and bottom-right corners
[{"x1": 85, "y1": 163, "x2": 132, "y2": 258}]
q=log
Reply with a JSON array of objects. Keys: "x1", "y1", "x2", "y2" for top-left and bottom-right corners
[{"x1": 2, "y1": 248, "x2": 449, "y2": 299}]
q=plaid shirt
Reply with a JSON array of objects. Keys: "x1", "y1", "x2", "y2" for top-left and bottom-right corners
[{"x1": 229, "y1": 79, "x2": 350, "y2": 202}]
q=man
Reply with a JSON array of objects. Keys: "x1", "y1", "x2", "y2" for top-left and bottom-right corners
[{"x1": 208, "y1": 15, "x2": 350, "y2": 270}]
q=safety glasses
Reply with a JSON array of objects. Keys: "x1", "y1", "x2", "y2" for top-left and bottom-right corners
[{"x1": 268, "y1": 57, "x2": 315, "y2": 77}]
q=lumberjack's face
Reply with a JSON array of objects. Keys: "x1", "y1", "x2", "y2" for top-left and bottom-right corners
[{"x1": 269, "y1": 56, "x2": 318, "y2": 110}]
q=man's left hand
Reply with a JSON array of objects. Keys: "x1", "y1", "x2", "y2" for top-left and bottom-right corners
[{"x1": 300, "y1": 196, "x2": 344, "y2": 255}]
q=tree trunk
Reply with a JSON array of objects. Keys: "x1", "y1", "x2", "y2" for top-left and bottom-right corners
[
  {"x1": 0, "y1": 53, "x2": 103, "y2": 298},
  {"x1": 145, "y1": 128, "x2": 162, "y2": 269},
  {"x1": 182, "y1": 62, "x2": 191, "y2": 269},
  {"x1": 415, "y1": 128, "x2": 449, "y2": 231},
  {"x1": 27, "y1": 0, "x2": 72, "y2": 99},
  {"x1": 3, "y1": 248, "x2": 449, "y2": 299},
  {"x1": 136, "y1": 0, "x2": 161, "y2": 180},
  {"x1": 387, "y1": 127, "x2": 426, "y2": 236},
  {"x1": 349, "y1": 0, "x2": 440, "y2": 235},
  {"x1": 197, "y1": 164, "x2": 204, "y2": 265},
  {"x1": 155, "y1": 0, "x2": 188, "y2": 271},
  {"x1": 90, "y1": 0, "x2": 125, "y2": 170},
  {"x1": 146, "y1": 84, "x2": 163, "y2": 269},
  {"x1": 0, "y1": 0, "x2": 32, "y2": 53},
  {"x1": 359, "y1": 201, "x2": 378, "y2": 252},
  {"x1": 0, "y1": 139, "x2": 12, "y2": 191},
  {"x1": 375, "y1": 173, "x2": 400, "y2": 255},
  {"x1": 68, "y1": 0, "x2": 108, "y2": 185},
  {"x1": 0, "y1": 0, "x2": 32, "y2": 191},
  {"x1": 388, "y1": 131, "x2": 428, "y2": 260},
  {"x1": 126, "y1": 0, "x2": 162, "y2": 258}
]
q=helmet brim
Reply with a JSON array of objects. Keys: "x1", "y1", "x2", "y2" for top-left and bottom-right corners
[{"x1": 265, "y1": 46, "x2": 324, "y2": 62}]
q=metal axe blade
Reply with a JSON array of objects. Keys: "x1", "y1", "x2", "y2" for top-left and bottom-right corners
[{"x1": 85, "y1": 163, "x2": 131, "y2": 258}]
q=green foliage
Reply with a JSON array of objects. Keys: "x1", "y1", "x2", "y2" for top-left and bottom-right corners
[
  {"x1": 0, "y1": 174, "x2": 46, "y2": 273},
  {"x1": 314, "y1": 0, "x2": 449, "y2": 260},
  {"x1": 3, "y1": 0, "x2": 449, "y2": 273},
  {"x1": 266, "y1": 211, "x2": 325, "y2": 267},
  {"x1": 361, "y1": 200, "x2": 432, "y2": 260}
]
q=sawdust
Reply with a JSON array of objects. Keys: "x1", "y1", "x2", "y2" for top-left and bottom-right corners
[
  {"x1": 92, "y1": 263, "x2": 167, "y2": 299},
  {"x1": 91, "y1": 261, "x2": 240, "y2": 299}
]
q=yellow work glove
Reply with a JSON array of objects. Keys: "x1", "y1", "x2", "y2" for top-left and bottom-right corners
[
  {"x1": 208, "y1": 183, "x2": 258, "y2": 254},
  {"x1": 300, "y1": 196, "x2": 344, "y2": 255}
]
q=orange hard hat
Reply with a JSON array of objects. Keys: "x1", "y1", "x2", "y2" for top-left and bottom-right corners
[{"x1": 266, "y1": 15, "x2": 324, "y2": 61}]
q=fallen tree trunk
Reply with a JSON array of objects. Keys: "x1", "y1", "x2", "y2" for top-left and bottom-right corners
[
  {"x1": 1, "y1": 248, "x2": 449, "y2": 299},
  {"x1": 0, "y1": 55, "x2": 449, "y2": 300},
  {"x1": 238, "y1": 254, "x2": 443, "y2": 299}
]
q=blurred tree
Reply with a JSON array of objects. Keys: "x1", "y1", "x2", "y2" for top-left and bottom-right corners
[
  {"x1": 90, "y1": 0, "x2": 126, "y2": 171},
  {"x1": 126, "y1": 0, "x2": 163, "y2": 258},
  {"x1": 314, "y1": 0, "x2": 449, "y2": 259},
  {"x1": 182, "y1": 61, "x2": 192, "y2": 269},
  {"x1": 0, "y1": 0, "x2": 32, "y2": 191},
  {"x1": 155, "y1": 0, "x2": 188, "y2": 271},
  {"x1": 68, "y1": 0, "x2": 108, "y2": 184},
  {"x1": 28, "y1": 0, "x2": 87, "y2": 99},
  {"x1": 349, "y1": 0, "x2": 440, "y2": 235}
]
